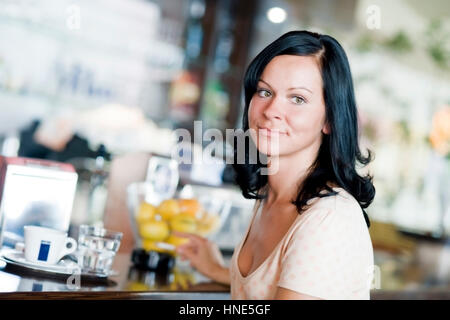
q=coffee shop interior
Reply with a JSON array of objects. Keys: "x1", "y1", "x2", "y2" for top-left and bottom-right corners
[{"x1": 0, "y1": 0, "x2": 449, "y2": 299}]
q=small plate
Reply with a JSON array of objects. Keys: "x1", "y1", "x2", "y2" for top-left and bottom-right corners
[
  {"x1": 1, "y1": 249, "x2": 79, "y2": 274},
  {"x1": 0, "y1": 249, "x2": 117, "y2": 278}
]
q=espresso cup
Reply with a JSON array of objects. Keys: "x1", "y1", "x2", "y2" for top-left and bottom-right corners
[{"x1": 23, "y1": 226, "x2": 77, "y2": 265}]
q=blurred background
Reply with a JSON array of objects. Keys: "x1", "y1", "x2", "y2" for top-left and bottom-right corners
[{"x1": 0, "y1": 0, "x2": 449, "y2": 294}]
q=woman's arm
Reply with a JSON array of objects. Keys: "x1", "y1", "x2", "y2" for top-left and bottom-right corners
[
  {"x1": 274, "y1": 287, "x2": 323, "y2": 300},
  {"x1": 174, "y1": 231, "x2": 231, "y2": 285},
  {"x1": 208, "y1": 264, "x2": 231, "y2": 286}
]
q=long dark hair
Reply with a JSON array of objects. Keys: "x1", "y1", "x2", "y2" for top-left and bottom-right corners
[{"x1": 232, "y1": 30, "x2": 375, "y2": 228}]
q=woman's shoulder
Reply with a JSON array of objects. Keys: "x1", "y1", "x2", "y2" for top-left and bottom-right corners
[
  {"x1": 307, "y1": 187, "x2": 361, "y2": 213},
  {"x1": 280, "y1": 188, "x2": 374, "y2": 300},
  {"x1": 300, "y1": 187, "x2": 366, "y2": 229},
  {"x1": 284, "y1": 187, "x2": 371, "y2": 254}
]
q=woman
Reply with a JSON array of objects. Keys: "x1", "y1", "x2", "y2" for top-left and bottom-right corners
[{"x1": 175, "y1": 30, "x2": 375, "y2": 300}]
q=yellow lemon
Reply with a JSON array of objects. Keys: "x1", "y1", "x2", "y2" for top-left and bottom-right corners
[
  {"x1": 171, "y1": 268, "x2": 195, "y2": 290},
  {"x1": 139, "y1": 219, "x2": 170, "y2": 241},
  {"x1": 136, "y1": 202, "x2": 156, "y2": 223},
  {"x1": 126, "y1": 282, "x2": 150, "y2": 291},
  {"x1": 166, "y1": 234, "x2": 190, "y2": 247},
  {"x1": 178, "y1": 198, "x2": 203, "y2": 219},
  {"x1": 157, "y1": 199, "x2": 180, "y2": 220},
  {"x1": 170, "y1": 213, "x2": 197, "y2": 233},
  {"x1": 142, "y1": 239, "x2": 169, "y2": 254}
]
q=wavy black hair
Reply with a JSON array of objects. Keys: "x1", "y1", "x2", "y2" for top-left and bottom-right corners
[{"x1": 232, "y1": 30, "x2": 375, "y2": 228}]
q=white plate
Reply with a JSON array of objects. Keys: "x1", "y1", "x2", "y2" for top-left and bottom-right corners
[{"x1": 0, "y1": 249, "x2": 117, "y2": 278}]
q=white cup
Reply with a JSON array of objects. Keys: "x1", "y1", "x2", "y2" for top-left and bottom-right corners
[{"x1": 23, "y1": 226, "x2": 77, "y2": 265}]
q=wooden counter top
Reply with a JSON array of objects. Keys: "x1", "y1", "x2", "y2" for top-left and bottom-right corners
[
  {"x1": 0, "y1": 249, "x2": 448, "y2": 300},
  {"x1": 0, "y1": 250, "x2": 230, "y2": 299}
]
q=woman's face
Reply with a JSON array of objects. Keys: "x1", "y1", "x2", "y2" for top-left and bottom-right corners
[{"x1": 248, "y1": 54, "x2": 329, "y2": 157}]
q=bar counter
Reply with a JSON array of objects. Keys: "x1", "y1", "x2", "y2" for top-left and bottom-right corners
[
  {"x1": 0, "y1": 250, "x2": 449, "y2": 300},
  {"x1": 0, "y1": 250, "x2": 231, "y2": 299}
]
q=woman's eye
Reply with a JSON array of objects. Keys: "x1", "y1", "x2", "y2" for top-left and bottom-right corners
[
  {"x1": 292, "y1": 96, "x2": 306, "y2": 105},
  {"x1": 257, "y1": 89, "x2": 271, "y2": 98}
]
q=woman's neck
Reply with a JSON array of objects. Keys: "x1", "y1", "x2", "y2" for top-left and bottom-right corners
[{"x1": 266, "y1": 144, "x2": 319, "y2": 206}]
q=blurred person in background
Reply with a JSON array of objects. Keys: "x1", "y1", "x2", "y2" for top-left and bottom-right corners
[
  {"x1": 175, "y1": 30, "x2": 376, "y2": 300},
  {"x1": 18, "y1": 116, "x2": 110, "y2": 162}
]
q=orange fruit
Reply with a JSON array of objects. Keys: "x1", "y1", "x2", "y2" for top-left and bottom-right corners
[{"x1": 178, "y1": 198, "x2": 203, "y2": 219}]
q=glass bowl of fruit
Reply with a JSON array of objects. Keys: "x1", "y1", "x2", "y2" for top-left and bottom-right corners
[{"x1": 126, "y1": 182, "x2": 231, "y2": 258}]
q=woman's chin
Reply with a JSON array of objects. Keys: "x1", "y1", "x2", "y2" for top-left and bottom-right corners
[
  {"x1": 256, "y1": 147, "x2": 279, "y2": 157},
  {"x1": 250, "y1": 135, "x2": 283, "y2": 157}
]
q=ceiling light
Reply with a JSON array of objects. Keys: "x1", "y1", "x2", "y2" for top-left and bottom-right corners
[{"x1": 267, "y1": 7, "x2": 287, "y2": 24}]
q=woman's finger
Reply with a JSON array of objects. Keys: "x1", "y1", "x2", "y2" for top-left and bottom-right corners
[
  {"x1": 177, "y1": 242, "x2": 197, "y2": 254},
  {"x1": 172, "y1": 230, "x2": 200, "y2": 239},
  {"x1": 177, "y1": 245, "x2": 196, "y2": 260}
]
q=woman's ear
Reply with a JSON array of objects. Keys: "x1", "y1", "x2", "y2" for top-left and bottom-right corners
[{"x1": 322, "y1": 122, "x2": 330, "y2": 135}]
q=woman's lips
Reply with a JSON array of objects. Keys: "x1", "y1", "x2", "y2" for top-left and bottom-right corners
[{"x1": 257, "y1": 127, "x2": 287, "y2": 137}]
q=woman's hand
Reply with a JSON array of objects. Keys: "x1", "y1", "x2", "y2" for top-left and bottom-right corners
[{"x1": 173, "y1": 231, "x2": 230, "y2": 285}]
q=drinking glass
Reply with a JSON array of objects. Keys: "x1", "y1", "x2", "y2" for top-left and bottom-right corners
[{"x1": 77, "y1": 225, "x2": 122, "y2": 274}]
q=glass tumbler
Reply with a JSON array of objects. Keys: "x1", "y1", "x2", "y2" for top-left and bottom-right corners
[{"x1": 77, "y1": 225, "x2": 123, "y2": 275}]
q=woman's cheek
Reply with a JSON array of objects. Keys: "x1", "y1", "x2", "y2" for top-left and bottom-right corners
[
  {"x1": 285, "y1": 115, "x2": 303, "y2": 135},
  {"x1": 286, "y1": 108, "x2": 319, "y2": 133},
  {"x1": 248, "y1": 102, "x2": 260, "y2": 129}
]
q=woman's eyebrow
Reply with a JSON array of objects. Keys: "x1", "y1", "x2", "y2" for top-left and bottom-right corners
[
  {"x1": 258, "y1": 79, "x2": 313, "y2": 94},
  {"x1": 288, "y1": 85, "x2": 313, "y2": 94},
  {"x1": 258, "y1": 79, "x2": 272, "y2": 89}
]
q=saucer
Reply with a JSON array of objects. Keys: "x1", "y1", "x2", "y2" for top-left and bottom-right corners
[
  {"x1": 0, "y1": 249, "x2": 117, "y2": 278},
  {"x1": 0, "y1": 249, "x2": 79, "y2": 275}
]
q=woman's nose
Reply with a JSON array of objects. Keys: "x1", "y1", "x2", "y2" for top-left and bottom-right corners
[{"x1": 263, "y1": 98, "x2": 283, "y2": 120}]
